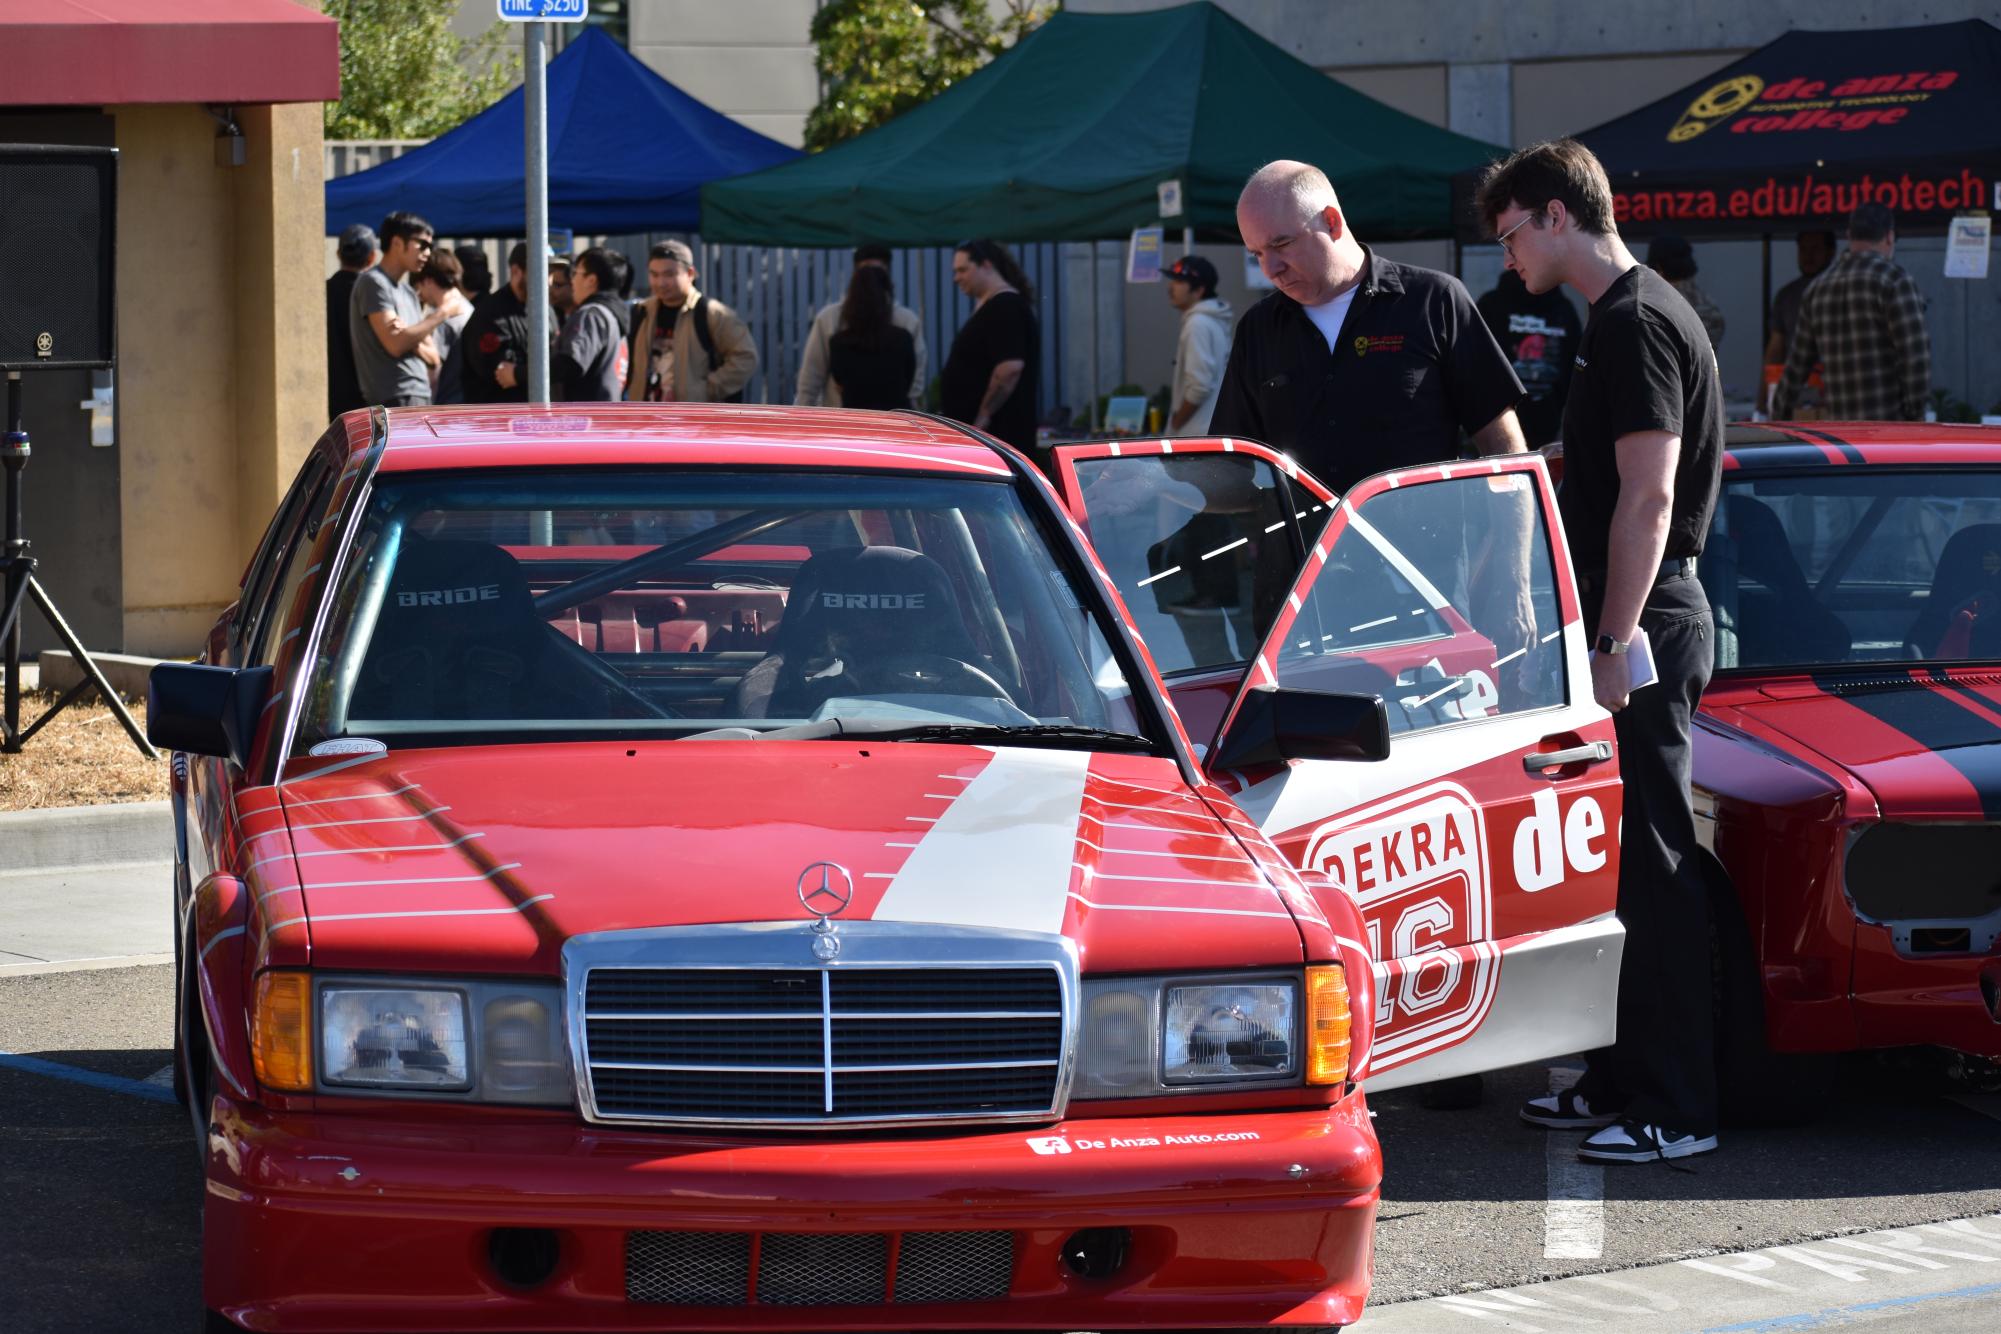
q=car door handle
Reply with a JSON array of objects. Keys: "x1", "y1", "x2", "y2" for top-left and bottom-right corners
[{"x1": 1522, "y1": 740, "x2": 1612, "y2": 772}]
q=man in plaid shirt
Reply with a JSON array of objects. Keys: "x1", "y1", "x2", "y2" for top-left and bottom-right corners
[{"x1": 1774, "y1": 203, "x2": 1931, "y2": 420}]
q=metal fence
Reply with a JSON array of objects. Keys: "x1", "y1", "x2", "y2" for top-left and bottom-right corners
[{"x1": 326, "y1": 141, "x2": 1074, "y2": 418}]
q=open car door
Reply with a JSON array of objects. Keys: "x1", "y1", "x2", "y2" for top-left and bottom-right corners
[
  {"x1": 1051, "y1": 438, "x2": 1333, "y2": 747},
  {"x1": 1058, "y1": 441, "x2": 1623, "y2": 1091}
]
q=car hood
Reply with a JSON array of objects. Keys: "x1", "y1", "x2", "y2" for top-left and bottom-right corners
[
  {"x1": 1724, "y1": 674, "x2": 2001, "y2": 820},
  {"x1": 270, "y1": 742, "x2": 1305, "y2": 975}
]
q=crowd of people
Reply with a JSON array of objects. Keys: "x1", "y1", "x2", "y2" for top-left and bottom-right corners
[{"x1": 325, "y1": 219, "x2": 1054, "y2": 453}]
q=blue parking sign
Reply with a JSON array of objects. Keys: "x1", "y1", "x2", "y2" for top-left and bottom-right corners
[{"x1": 497, "y1": 0, "x2": 586, "y2": 20}]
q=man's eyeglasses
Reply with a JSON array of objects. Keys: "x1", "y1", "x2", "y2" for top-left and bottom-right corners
[
  {"x1": 1496, "y1": 211, "x2": 1540, "y2": 258},
  {"x1": 412, "y1": 236, "x2": 435, "y2": 252}
]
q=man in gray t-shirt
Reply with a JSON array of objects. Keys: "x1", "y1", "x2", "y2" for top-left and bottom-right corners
[{"x1": 349, "y1": 211, "x2": 449, "y2": 408}]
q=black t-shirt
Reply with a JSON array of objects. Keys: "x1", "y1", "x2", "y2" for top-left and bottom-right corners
[
  {"x1": 1209, "y1": 246, "x2": 1523, "y2": 495},
  {"x1": 830, "y1": 324, "x2": 917, "y2": 410},
  {"x1": 326, "y1": 270, "x2": 365, "y2": 418},
  {"x1": 941, "y1": 290, "x2": 1040, "y2": 450},
  {"x1": 460, "y1": 285, "x2": 547, "y2": 404},
  {"x1": 1558, "y1": 265, "x2": 1724, "y2": 573},
  {"x1": 1476, "y1": 272, "x2": 1581, "y2": 448}
]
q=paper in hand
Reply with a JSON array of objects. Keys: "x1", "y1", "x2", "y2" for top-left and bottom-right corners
[{"x1": 1589, "y1": 628, "x2": 1658, "y2": 692}]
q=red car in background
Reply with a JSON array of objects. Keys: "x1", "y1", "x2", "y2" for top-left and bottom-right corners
[
  {"x1": 154, "y1": 406, "x2": 1620, "y2": 1331},
  {"x1": 1692, "y1": 423, "x2": 2001, "y2": 1113}
]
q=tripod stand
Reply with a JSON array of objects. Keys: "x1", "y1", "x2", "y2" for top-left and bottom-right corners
[{"x1": 2, "y1": 370, "x2": 155, "y2": 758}]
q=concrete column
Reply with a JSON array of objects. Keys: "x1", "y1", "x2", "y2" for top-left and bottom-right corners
[
  {"x1": 1448, "y1": 61, "x2": 1512, "y2": 147},
  {"x1": 115, "y1": 106, "x2": 237, "y2": 655},
  {"x1": 233, "y1": 102, "x2": 323, "y2": 559}
]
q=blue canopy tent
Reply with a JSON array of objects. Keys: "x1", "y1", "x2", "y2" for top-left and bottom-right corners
[{"x1": 325, "y1": 28, "x2": 800, "y2": 236}]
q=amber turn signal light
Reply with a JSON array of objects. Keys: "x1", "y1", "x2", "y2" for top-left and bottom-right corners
[
  {"x1": 253, "y1": 971, "x2": 313, "y2": 1092},
  {"x1": 1305, "y1": 964, "x2": 1352, "y2": 1085}
]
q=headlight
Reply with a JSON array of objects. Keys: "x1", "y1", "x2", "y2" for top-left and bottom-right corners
[
  {"x1": 1163, "y1": 983, "x2": 1296, "y2": 1084},
  {"x1": 322, "y1": 987, "x2": 471, "y2": 1089},
  {"x1": 309, "y1": 977, "x2": 571, "y2": 1105},
  {"x1": 1077, "y1": 973, "x2": 1301, "y2": 1097}
]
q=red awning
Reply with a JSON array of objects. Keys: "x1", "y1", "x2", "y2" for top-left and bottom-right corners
[{"x1": 0, "y1": 0, "x2": 340, "y2": 107}]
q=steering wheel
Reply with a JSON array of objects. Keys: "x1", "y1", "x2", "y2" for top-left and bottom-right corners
[
  {"x1": 870, "y1": 653, "x2": 1014, "y2": 702},
  {"x1": 542, "y1": 626, "x2": 680, "y2": 719}
]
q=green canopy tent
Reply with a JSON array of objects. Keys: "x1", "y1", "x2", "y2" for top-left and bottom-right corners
[{"x1": 700, "y1": 1, "x2": 1502, "y2": 246}]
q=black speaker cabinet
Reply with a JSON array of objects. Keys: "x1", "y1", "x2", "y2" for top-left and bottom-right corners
[{"x1": 0, "y1": 145, "x2": 116, "y2": 371}]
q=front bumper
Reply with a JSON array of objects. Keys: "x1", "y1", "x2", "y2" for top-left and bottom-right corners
[{"x1": 204, "y1": 1095, "x2": 1381, "y2": 1331}]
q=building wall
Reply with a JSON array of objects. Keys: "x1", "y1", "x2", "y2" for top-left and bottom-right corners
[
  {"x1": 452, "y1": 0, "x2": 821, "y2": 148},
  {"x1": 628, "y1": 0, "x2": 819, "y2": 148},
  {"x1": 116, "y1": 103, "x2": 324, "y2": 655}
]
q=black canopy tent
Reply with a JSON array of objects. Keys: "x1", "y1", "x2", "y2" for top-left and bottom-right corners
[
  {"x1": 1458, "y1": 20, "x2": 2001, "y2": 368},
  {"x1": 1561, "y1": 19, "x2": 2001, "y2": 239}
]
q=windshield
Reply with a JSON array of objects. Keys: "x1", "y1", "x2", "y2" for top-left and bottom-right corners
[
  {"x1": 1702, "y1": 469, "x2": 2001, "y2": 671},
  {"x1": 294, "y1": 470, "x2": 1152, "y2": 748}
]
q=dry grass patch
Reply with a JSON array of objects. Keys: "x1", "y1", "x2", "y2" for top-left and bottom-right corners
[{"x1": 0, "y1": 690, "x2": 168, "y2": 811}]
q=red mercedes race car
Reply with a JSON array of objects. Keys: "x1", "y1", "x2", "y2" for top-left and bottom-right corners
[
  {"x1": 155, "y1": 406, "x2": 1619, "y2": 1331},
  {"x1": 1691, "y1": 422, "x2": 2001, "y2": 1114}
]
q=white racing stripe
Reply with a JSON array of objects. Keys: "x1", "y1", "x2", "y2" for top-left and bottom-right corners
[{"x1": 871, "y1": 749, "x2": 1091, "y2": 934}]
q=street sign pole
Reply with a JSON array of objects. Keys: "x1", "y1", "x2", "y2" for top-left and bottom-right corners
[
  {"x1": 500, "y1": 0, "x2": 582, "y2": 402},
  {"x1": 525, "y1": 18, "x2": 550, "y2": 403}
]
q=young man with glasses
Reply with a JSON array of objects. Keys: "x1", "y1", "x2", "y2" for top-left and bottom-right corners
[
  {"x1": 350, "y1": 210, "x2": 452, "y2": 409},
  {"x1": 1477, "y1": 139, "x2": 1725, "y2": 1165}
]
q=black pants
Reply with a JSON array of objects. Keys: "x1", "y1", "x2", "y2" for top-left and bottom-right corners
[{"x1": 1576, "y1": 570, "x2": 1718, "y2": 1136}]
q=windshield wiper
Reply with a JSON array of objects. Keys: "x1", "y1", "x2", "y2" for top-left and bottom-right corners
[
  {"x1": 730, "y1": 717, "x2": 1156, "y2": 750},
  {"x1": 852, "y1": 721, "x2": 1157, "y2": 750}
]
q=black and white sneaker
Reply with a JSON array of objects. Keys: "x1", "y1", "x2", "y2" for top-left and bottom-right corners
[
  {"x1": 1577, "y1": 1119, "x2": 1718, "y2": 1164},
  {"x1": 1519, "y1": 1089, "x2": 1618, "y2": 1129}
]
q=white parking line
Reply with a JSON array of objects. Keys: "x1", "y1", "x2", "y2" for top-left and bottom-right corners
[{"x1": 1544, "y1": 1064, "x2": 1605, "y2": 1260}]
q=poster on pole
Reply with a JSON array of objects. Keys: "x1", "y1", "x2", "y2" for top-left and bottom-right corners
[
  {"x1": 1127, "y1": 226, "x2": 1164, "y2": 283},
  {"x1": 1945, "y1": 213, "x2": 1990, "y2": 279}
]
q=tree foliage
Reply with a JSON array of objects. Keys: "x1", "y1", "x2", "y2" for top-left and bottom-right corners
[
  {"x1": 806, "y1": 1, "x2": 1055, "y2": 152},
  {"x1": 324, "y1": 0, "x2": 520, "y2": 141}
]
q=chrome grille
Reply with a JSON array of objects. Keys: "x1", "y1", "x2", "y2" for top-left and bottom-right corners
[
  {"x1": 567, "y1": 922, "x2": 1078, "y2": 1128},
  {"x1": 624, "y1": 1230, "x2": 1012, "y2": 1308},
  {"x1": 583, "y1": 965, "x2": 1063, "y2": 1123}
]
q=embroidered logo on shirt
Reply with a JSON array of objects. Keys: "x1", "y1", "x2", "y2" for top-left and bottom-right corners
[{"x1": 1352, "y1": 334, "x2": 1406, "y2": 358}]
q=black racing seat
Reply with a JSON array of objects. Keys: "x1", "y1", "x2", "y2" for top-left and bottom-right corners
[
  {"x1": 349, "y1": 537, "x2": 650, "y2": 722},
  {"x1": 1907, "y1": 523, "x2": 2001, "y2": 659},
  {"x1": 1718, "y1": 494, "x2": 1851, "y2": 666},
  {"x1": 730, "y1": 545, "x2": 999, "y2": 719}
]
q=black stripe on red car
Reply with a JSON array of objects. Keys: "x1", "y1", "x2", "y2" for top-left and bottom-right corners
[
  {"x1": 1724, "y1": 444, "x2": 1830, "y2": 470},
  {"x1": 1811, "y1": 671, "x2": 2001, "y2": 821},
  {"x1": 1783, "y1": 427, "x2": 1868, "y2": 465}
]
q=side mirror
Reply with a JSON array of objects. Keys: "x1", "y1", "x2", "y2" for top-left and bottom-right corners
[
  {"x1": 1209, "y1": 685, "x2": 1390, "y2": 772},
  {"x1": 147, "y1": 663, "x2": 273, "y2": 769}
]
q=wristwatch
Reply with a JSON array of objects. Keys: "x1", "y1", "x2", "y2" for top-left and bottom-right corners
[{"x1": 1593, "y1": 634, "x2": 1630, "y2": 656}]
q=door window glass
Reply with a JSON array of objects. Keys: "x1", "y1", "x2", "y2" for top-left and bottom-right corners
[
  {"x1": 1071, "y1": 454, "x2": 1304, "y2": 677},
  {"x1": 1274, "y1": 473, "x2": 1565, "y2": 735}
]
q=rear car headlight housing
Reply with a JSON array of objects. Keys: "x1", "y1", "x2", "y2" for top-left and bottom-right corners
[
  {"x1": 1078, "y1": 971, "x2": 1307, "y2": 1097},
  {"x1": 253, "y1": 974, "x2": 572, "y2": 1105}
]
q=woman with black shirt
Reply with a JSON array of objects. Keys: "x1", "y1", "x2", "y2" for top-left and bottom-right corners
[
  {"x1": 941, "y1": 238, "x2": 1040, "y2": 451},
  {"x1": 827, "y1": 265, "x2": 918, "y2": 410}
]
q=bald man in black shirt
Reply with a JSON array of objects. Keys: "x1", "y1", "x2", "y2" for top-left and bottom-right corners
[{"x1": 1211, "y1": 161, "x2": 1527, "y2": 495}]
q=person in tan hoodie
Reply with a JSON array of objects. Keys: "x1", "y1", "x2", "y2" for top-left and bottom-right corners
[{"x1": 626, "y1": 239, "x2": 758, "y2": 402}]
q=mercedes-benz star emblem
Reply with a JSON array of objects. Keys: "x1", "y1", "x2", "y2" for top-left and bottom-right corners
[{"x1": 797, "y1": 861, "x2": 853, "y2": 960}]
